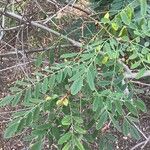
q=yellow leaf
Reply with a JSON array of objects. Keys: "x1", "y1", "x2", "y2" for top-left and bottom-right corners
[
  {"x1": 45, "y1": 96, "x2": 51, "y2": 101},
  {"x1": 104, "y1": 12, "x2": 110, "y2": 19},
  {"x1": 102, "y1": 56, "x2": 109, "y2": 64},
  {"x1": 56, "y1": 100, "x2": 63, "y2": 106},
  {"x1": 112, "y1": 23, "x2": 119, "y2": 31},
  {"x1": 63, "y1": 98, "x2": 69, "y2": 106},
  {"x1": 64, "y1": 59, "x2": 68, "y2": 62},
  {"x1": 56, "y1": 98, "x2": 69, "y2": 106},
  {"x1": 119, "y1": 26, "x2": 127, "y2": 37},
  {"x1": 95, "y1": 45, "x2": 101, "y2": 52}
]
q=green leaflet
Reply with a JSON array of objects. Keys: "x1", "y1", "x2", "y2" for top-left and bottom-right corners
[
  {"x1": 80, "y1": 53, "x2": 95, "y2": 61},
  {"x1": 127, "y1": 116, "x2": 139, "y2": 123},
  {"x1": 34, "y1": 83, "x2": 41, "y2": 98},
  {"x1": 129, "y1": 125, "x2": 141, "y2": 140},
  {"x1": 124, "y1": 101, "x2": 138, "y2": 116},
  {"x1": 69, "y1": 69, "x2": 85, "y2": 81},
  {"x1": 49, "y1": 48, "x2": 55, "y2": 64},
  {"x1": 48, "y1": 74, "x2": 56, "y2": 89},
  {"x1": 4, "y1": 122, "x2": 20, "y2": 138},
  {"x1": 86, "y1": 69, "x2": 96, "y2": 91},
  {"x1": 17, "y1": 118, "x2": 26, "y2": 132},
  {"x1": 61, "y1": 115, "x2": 72, "y2": 126},
  {"x1": 24, "y1": 88, "x2": 32, "y2": 104},
  {"x1": 51, "y1": 127, "x2": 61, "y2": 140},
  {"x1": 35, "y1": 54, "x2": 43, "y2": 67},
  {"x1": 62, "y1": 142, "x2": 71, "y2": 150},
  {"x1": 35, "y1": 123, "x2": 51, "y2": 130},
  {"x1": 73, "y1": 116, "x2": 84, "y2": 124},
  {"x1": 66, "y1": 67, "x2": 72, "y2": 77},
  {"x1": 11, "y1": 93, "x2": 22, "y2": 106},
  {"x1": 42, "y1": 77, "x2": 48, "y2": 94},
  {"x1": 71, "y1": 78, "x2": 83, "y2": 95},
  {"x1": 96, "y1": 111, "x2": 108, "y2": 130},
  {"x1": 135, "y1": 68, "x2": 146, "y2": 79},
  {"x1": 9, "y1": 86, "x2": 22, "y2": 93},
  {"x1": 129, "y1": 53, "x2": 138, "y2": 60},
  {"x1": 110, "y1": 115, "x2": 121, "y2": 132},
  {"x1": 131, "y1": 61, "x2": 141, "y2": 69},
  {"x1": 120, "y1": 10, "x2": 131, "y2": 25},
  {"x1": 140, "y1": 0, "x2": 147, "y2": 16},
  {"x1": 122, "y1": 119, "x2": 130, "y2": 136},
  {"x1": 30, "y1": 141, "x2": 42, "y2": 150},
  {"x1": 56, "y1": 70, "x2": 63, "y2": 83},
  {"x1": 61, "y1": 53, "x2": 78, "y2": 58},
  {"x1": 134, "y1": 99, "x2": 147, "y2": 112},
  {"x1": 73, "y1": 136, "x2": 85, "y2": 150},
  {"x1": 16, "y1": 80, "x2": 30, "y2": 87},
  {"x1": 114, "y1": 100, "x2": 123, "y2": 115},
  {"x1": 26, "y1": 112, "x2": 33, "y2": 125},
  {"x1": 93, "y1": 95, "x2": 101, "y2": 112},
  {"x1": 58, "y1": 132, "x2": 72, "y2": 145},
  {"x1": 32, "y1": 129, "x2": 47, "y2": 137},
  {"x1": 74, "y1": 125, "x2": 86, "y2": 134},
  {"x1": 33, "y1": 107, "x2": 40, "y2": 121},
  {"x1": 0, "y1": 95, "x2": 14, "y2": 107}
]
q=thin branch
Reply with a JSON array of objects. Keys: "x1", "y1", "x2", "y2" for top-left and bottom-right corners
[
  {"x1": 0, "y1": 8, "x2": 5, "y2": 40},
  {"x1": 118, "y1": 59, "x2": 132, "y2": 74},
  {"x1": 0, "y1": 24, "x2": 24, "y2": 31},
  {"x1": 0, "y1": 45, "x2": 74, "y2": 57},
  {"x1": 64, "y1": 2, "x2": 91, "y2": 15},
  {"x1": 141, "y1": 136, "x2": 150, "y2": 149},
  {"x1": 132, "y1": 123, "x2": 148, "y2": 140},
  {"x1": 130, "y1": 80, "x2": 150, "y2": 87},
  {"x1": 131, "y1": 141, "x2": 146, "y2": 150},
  {"x1": 118, "y1": 58, "x2": 150, "y2": 79},
  {"x1": 125, "y1": 71, "x2": 150, "y2": 79},
  {"x1": 0, "y1": 61, "x2": 31, "y2": 72},
  {"x1": 1, "y1": 40, "x2": 18, "y2": 51},
  {"x1": 0, "y1": 108, "x2": 30, "y2": 115},
  {"x1": 0, "y1": 10, "x2": 82, "y2": 47},
  {"x1": 131, "y1": 136, "x2": 150, "y2": 150}
]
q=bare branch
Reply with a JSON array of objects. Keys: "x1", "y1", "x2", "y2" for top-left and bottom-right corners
[
  {"x1": 0, "y1": 10, "x2": 82, "y2": 48},
  {"x1": 131, "y1": 136, "x2": 150, "y2": 150},
  {"x1": 130, "y1": 80, "x2": 150, "y2": 87},
  {"x1": 132, "y1": 123, "x2": 148, "y2": 140},
  {"x1": 0, "y1": 45, "x2": 73, "y2": 57},
  {"x1": 0, "y1": 10, "x2": 149, "y2": 79},
  {"x1": 0, "y1": 61, "x2": 31, "y2": 72},
  {"x1": 0, "y1": 24, "x2": 24, "y2": 31},
  {"x1": 125, "y1": 71, "x2": 150, "y2": 79},
  {"x1": 0, "y1": 8, "x2": 5, "y2": 40}
]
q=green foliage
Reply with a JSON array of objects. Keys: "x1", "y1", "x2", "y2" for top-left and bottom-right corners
[
  {"x1": 0, "y1": 0, "x2": 150, "y2": 149},
  {"x1": 90, "y1": 0, "x2": 135, "y2": 13}
]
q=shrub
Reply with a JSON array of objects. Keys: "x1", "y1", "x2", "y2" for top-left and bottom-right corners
[{"x1": 0, "y1": 0, "x2": 149, "y2": 149}]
